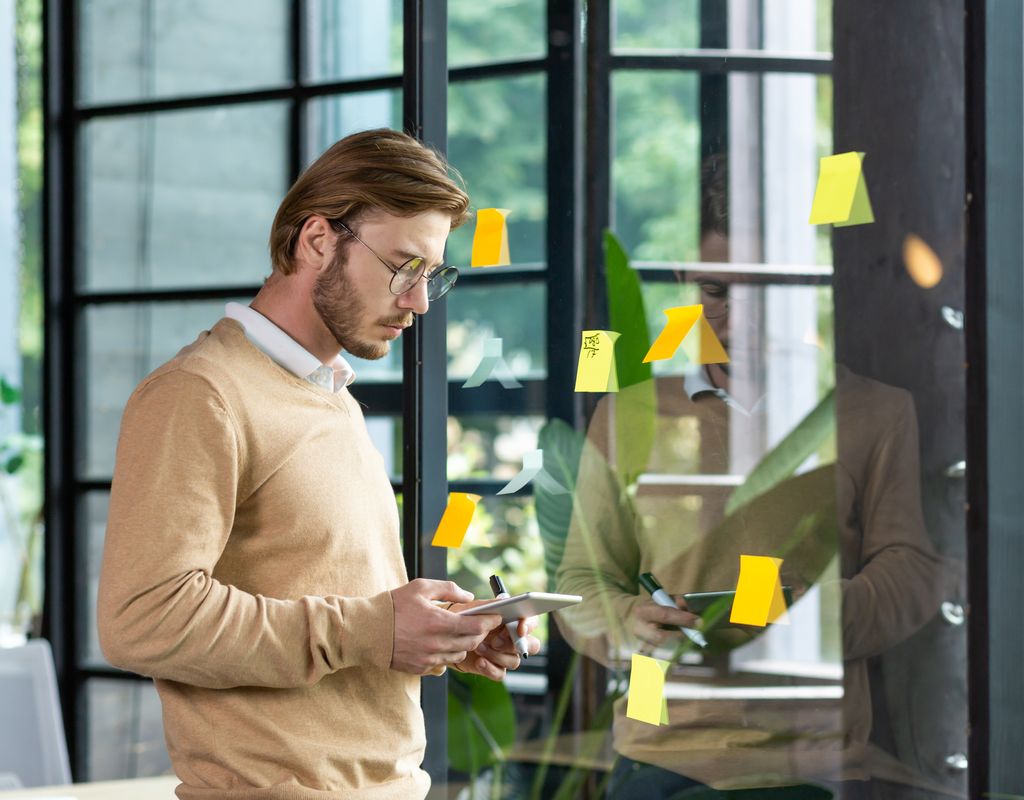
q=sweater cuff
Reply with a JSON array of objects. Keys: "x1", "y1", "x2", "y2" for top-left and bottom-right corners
[{"x1": 340, "y1": 589, "x2": 395, "y2": 669}]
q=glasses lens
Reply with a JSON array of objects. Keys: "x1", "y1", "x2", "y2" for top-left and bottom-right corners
[
  {"x1": 389, "y1": 257, "x2": 426, "y2": 294},
  {"x1": 426, "y1": 267, "x2": 458, "y2": 301}
]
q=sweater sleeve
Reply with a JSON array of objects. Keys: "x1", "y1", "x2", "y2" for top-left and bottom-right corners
[
  {"x1": 840, "y1": 391, "x2": 943, "y2": 661},
  {"x1": 97, "y1": 369, "x2": 395, "y2": 689}
]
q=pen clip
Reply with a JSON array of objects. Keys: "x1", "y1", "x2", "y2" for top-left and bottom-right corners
[{"x1": 489, "y1": 574, "x2": 508, "y2": 597}]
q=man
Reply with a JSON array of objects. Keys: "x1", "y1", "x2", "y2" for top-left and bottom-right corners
[{"x1": 98, "y1": 128, "x2": 539, "y2": 799}]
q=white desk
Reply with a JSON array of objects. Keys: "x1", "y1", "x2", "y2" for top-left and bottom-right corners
[{"x1": 0, "y1": 776, "x2": 178, "y2": 799}]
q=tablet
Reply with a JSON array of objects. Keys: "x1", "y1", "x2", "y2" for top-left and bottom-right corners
[{"x1": 457, "y1": 592, "x2": 583, "y2": 623}]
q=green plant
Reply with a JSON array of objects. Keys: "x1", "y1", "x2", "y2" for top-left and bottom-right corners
[
  {"x1": 448, "y1": 670, "x2": 517, "y2": 799},
  {"x1": 0, "y1": 376, "x2": 44, "y2": 638}
]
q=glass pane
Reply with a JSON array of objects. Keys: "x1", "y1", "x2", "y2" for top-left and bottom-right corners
[
  {"x1": 612, "y1": 71, "x2": 701, "y2": 263},
  {"x1": 447, "y1": 74, "x2": 546, "y2": 269},
  {"x1": 305, "y1": 0, "x2": 402, "y2": 82},
  {"x1": 80, "y1": 492, "x2": 109, "y2": 668},
  {"x1": 78, "y1": 0, "x2": 288, "y2": 105},
  {"x1": 448, "y1": 0, "x2": 546, "y2": 68},
  {"x1": 613, "y1": 71, "x2": 832, "y2": 267},
  {"x1": 305, "y1": 91, "x2": 402, "y2": 168},
  {"x1": 80, "y1": 300, "x2": 247, "y2": 480},
  {"x1": 366, "y1": 415, "x2": 402, "y2": 480},
  {"x1": 447, "y1": 282, "x2": 545, "y2": 381},
  {"x1": 448, "y1": 415, "x2": 545, "y2": 482},
  {"x1": 79, "y1": 103, "x2": 288, "y2": 292},
  {"x1": 613, "y1": 0, "x2": 832, "y2": 54},
  {"x1": 85, "y1": 678, "x2": 172, "y2": 779}
]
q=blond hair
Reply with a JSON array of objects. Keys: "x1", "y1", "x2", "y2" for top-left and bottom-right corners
[{"x1": 269, "y1": 128, "x2": 471, "y2": 275}]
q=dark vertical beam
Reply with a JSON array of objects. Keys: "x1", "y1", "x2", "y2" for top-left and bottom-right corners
[
  {"x1": 698, "y1": 0, "x2": 728, "y2": 160},
  {"x1": 964, "y1": 2, "x2": 988, "y2": 796},
  {"x1": 289, "y1": 0, "x2": 305, "y2": 178},
  {"x1": 402, "y1": 0, "x2": 449, "y2": 788},
  {"x1": 41, "y1": 0, "x2": 81, "y2": 778},
  {"x1": 833, "y1": 0, "x2": 969, "y2": 793},
  {"x1": 543, "y1": 0, "x2": 583, "y2": 736},
  {"x1": 980, "y1": 2, "x2": 1023, "y2": 793},
  {"x1": 583, "y1": 0, "x2": 610, "y2": 333}
]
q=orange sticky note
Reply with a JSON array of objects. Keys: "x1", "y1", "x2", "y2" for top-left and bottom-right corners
[
  {"x1": 574, "y1": 330, "x2": 620, "y2": 392},
  {"x1": 680, "y1": 315, "x2": 730, "y2": 365},
  {"x1": 471, "y1": 208, "x2": 511, "y2": 267},
  {"x1": 430, "y1": 493, "x2": 481, "y2": 548},
  {"x1": 643, "y1": 305, "x2": 703, "y2": 363},
  {"x1": 808, "y1": 152, "x2": 874, "y2": 227},
  {"x1": 626, "y1": 653, "x2": 670, "y2": 726},
  {"x1": 729, "y1": 555, "x2": 790, "y2": 627},
  {"x1": 903, "y1": 234, "x2": 943, "y2": 288}
]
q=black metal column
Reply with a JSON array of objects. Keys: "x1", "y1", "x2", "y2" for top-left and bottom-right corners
[
  {"x1": 41, "y1": 0, "x2": 81, "y2": 778},
  {"x1": 402, "y1": 0, "x2": 450, "y2": 788},
  {"x1": 976, "y1": 1, "x2": 1023, "y2": 793}
]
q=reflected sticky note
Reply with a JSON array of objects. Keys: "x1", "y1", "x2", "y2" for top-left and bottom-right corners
[
  {"x1": 730, "y1": 555, "x2": 790, "y2": 627},
  {"x1": 462, "y1": 338, "x2": 522, "y2": 389},
  {"x1": 575, "y1": 330, "x2": 620, "y2": 392},
  {"x1": 903, "y1": 234, "x2": 943, "y2": 288},
  {"x1": 808, "y1": 152, "x2": 874, "y2": 227},
  {"x1": 680, "y1": 315, "x2": 730, "y2": 365},
  {"x1": 643, "y1": 305, "x2": 703, "y2": 363},
  {"x1": 471, "y1": 208, "x2": 511, "y2": 267},
  {"x1": 626, "y1": 653, "x2": 670, "y2": 726},
  {"x1": 497, "y1": 449, "x2": 568, "y2": 496},
  {"x1": 430, "y1": 492, "x2": 481, "y2": 548}
]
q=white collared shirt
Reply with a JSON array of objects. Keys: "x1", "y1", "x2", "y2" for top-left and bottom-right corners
[{"x1": 225, "y1": 302, "x2": 356, "y2": 393}]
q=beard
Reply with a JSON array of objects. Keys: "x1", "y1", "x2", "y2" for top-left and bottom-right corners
[{"x1": 311, "y1": 249, "x2": 411, "y2": 360}]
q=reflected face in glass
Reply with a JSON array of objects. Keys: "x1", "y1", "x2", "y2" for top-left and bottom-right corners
[
  {"x1": 697, "y1": 276, "x2": 729, "y2": 342},
  {"x1": 312, "y1": 210, "x2": 450, "y2": 360}
]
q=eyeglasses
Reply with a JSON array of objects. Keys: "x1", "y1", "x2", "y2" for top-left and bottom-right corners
[{"x1": 332, "y1": 220, "x2": 459, "y2": 302}]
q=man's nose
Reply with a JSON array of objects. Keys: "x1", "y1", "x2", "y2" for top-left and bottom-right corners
[{"x1": 397, "y1": 276, "x2": 430, "y2": 315}]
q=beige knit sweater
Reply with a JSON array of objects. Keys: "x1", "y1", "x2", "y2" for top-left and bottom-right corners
[{"x1": 98, "y1": 319, "x2": 429, "y2": 799}]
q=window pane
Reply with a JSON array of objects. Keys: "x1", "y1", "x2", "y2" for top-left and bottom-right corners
[
  {"x1": 448, "y1": 0, "x2": 546, "y2": 68},
  {"x1": 613, "y1": 71, "x2": 832, "y2": 267},
  {"x1": 613, "y1": 71, "x2": 701, "y2": 263},
  {"x1": 613, "y1": 0, "x2": 832, "y2": 54},
  {"x1": 448, "y1": 415, "x2": 545, "y2": 482},
  {"x1": 85, "y1": 678, "x2": 172, "y2": 780},
  {"x1": 78, "y1": 0, "x2": 288, "y2": 105},
  {"x1": 305, "y1": 91, "x2": 402, "y2": 168},
  {"x1": 79, "y1": 104, "x2": 288, "y2": 292},
  {"x1": 305, "y1": 0, "x2": 402, "y2": 82},
  {"x1": 447, "y1": 282, "x2": 545, "y2": 381},
  {"x1": 447, "y1": 74, "x2": 546, "y2": 269},
  {"x1": 80, "y1": 492, "x2": 109, "y2": 668},
  {"x1": 80, "y1": 301, "x2": 245, "y2": 480}
]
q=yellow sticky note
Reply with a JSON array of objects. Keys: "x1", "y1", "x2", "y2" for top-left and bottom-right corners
[
  {"x1": 903, "y1": 233, "x2": 943, "y2": 288},
  {"x1": 681, "y1": 315, "x2": 730, "y2": 365},
  {"x1": 430, "y1": 493, "x2": 481, "y2": 548},
  {"x1": 471, "y1": 208, "x2": 511, "y2": 267},
  {"x1": 643, "y1": 305, "x2": 703, "y2": 363},
  {"x1": 730, "y1": 555, "x2": 790, "y2": 627},
  {"x1": 626, "y1": 653, "x2": 671, "y2": 726},
  {"x1": 808, "y1": 152, "x2": 874, "y2": 227},
  {"x1": 575, "y1": 330, "x2": 620, "y2": 392}
]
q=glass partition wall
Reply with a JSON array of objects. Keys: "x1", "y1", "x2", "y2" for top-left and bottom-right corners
[{"x1": 43, "y1": 0, "x2": 1000, "y2": 796}]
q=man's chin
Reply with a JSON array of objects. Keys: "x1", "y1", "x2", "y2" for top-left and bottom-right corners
[{"x1": 344, "y1": 338, "x2": 391, "y2": 361}]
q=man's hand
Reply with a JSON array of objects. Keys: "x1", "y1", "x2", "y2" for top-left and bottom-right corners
[
  {"x1": 448, "y1": 601, "x2": 541, "y2": 681},
  {"x1": 390, "y1": 580, "x2": 502, "y2": 675},
  {"x1": 628, "y1": 596, "x2": 700, "y2": 648}
]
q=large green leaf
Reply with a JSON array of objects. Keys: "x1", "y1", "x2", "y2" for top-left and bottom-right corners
[
  {"x1": 447, "y1": 671, "x2": 517, "y2": 775},
  {"x1": 604, "y1": 231, "x2": 657, "y2": 485},
  {"x1": 604, "y1": 230, "x2": 652, "y2": 390},
  {"x1": 0, "y1": 377, "x2": 20, "y2": 406},
  {"x1": 536, "y1": 418, "x2": 586, "y2": 590},
  {"x1": 725, "y1": 388, "x2": 836, "y2": 516}
]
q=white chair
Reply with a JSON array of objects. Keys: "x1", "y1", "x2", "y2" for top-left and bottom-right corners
[{"x1": 0, "y1": 639, "x2": 72, "y2": 787}]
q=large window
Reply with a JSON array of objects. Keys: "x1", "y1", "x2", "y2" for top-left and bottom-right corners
[{"x1": 40, "y1": 1, "x2": 987, "y2": 796}]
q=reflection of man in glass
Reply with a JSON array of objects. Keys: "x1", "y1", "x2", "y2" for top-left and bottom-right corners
[
  {"x1": 555, "y1": 166, "x2": 943, "y2": 799},
  {"x1": 97, "y1": 129, "x2": 538, "y2": 798}
]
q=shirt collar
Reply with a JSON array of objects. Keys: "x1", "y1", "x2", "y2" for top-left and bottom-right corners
[
  {"x1": 225, "y1": 302, "x2": 356, "y2": 392},
  {"x1": 682, "y1": 367, "x2": 764, "y2": 417}
]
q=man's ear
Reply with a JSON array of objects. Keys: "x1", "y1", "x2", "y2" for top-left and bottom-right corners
[{"x1": 294, "y1": 216, "x2": 332, "y2": 273}]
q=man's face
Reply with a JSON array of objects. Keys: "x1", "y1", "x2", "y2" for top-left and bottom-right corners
[{"x1": 312, "y1": 210, "x2": 451, "y2": 360}]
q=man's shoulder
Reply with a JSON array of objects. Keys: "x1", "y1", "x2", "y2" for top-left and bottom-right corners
[{"x1": 132, "y1": 319, "x2": 250, "y2": 406}]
